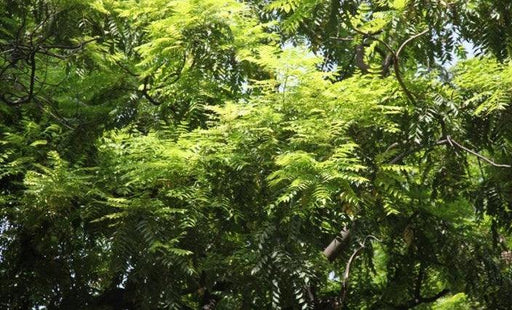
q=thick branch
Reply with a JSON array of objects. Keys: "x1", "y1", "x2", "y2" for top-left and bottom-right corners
[{"x1": 323, "y1": 225, "x2": 353, "y2": 262}]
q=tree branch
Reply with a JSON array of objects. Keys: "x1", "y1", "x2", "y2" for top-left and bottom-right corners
[
  {"x1": 387, "y1": 136, "x2": 510, "y2": 168},
  {"x1": 323, "y1": 223, "x2": 355, "y2": 262},
  {"x1": 141, "y1": 77, "x2": 162, "y2": 105},
  {"x1": 446, "y1": 135, "x2": 511, "y2": 168},
  {"x1": 0, "y1": 50, "x2": 37, "y2": 106},
  {"x1": 340, "y1": 235, "x2": 381, "y2": 303},
  {"x1": 394, "y1": 288, "x2": 450, "y2": 309},
  {"x1": 27, "y1": 50, "x2": 36, "y2": 103},
  {"x1": 396, "y1": 29, "x2": 429, "y2": 58},
  {"x1": 388, "y1": 139, "x2": 447, "y2": 164},
  {"x1": 40, "y1": 37, "x2": 99, "y2": 50},
  {"x1": 349, "y1": 27, "x2": 428, "y2": 105}
]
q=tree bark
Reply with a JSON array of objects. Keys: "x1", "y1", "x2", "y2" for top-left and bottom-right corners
[{"x1": 323, "y1": 224, "x2": 354, "y2": 262}]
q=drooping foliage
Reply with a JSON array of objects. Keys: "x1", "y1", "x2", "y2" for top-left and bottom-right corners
[{"x1": 2, "y1": 0, "x2": 512, "y2": 309}]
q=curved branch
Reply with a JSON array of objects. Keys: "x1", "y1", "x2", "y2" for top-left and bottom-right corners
[
  {"x1": 141, "y1": 77, "x2": 161, "y2": 105},
  {"x1": 391, "y1": 54, "x2": 416, "y2": 104},
  {"x1": 114, "y1": 60, "x2": 140, "y2": 77},
  {"x1": 349, "y1": 27, "x2": 428, "y2": 105},
  {"x1": 340, "y1": 235, "x2": 381, "y2": 303},
  {"x1": 396, "y1": 29, "x2": 429, "y2": 58},
  {"x1": 351, "y1": 27, "x2": 395, "y2": 56}
]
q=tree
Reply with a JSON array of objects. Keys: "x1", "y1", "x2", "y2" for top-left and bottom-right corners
[{"x1": 2, "y1": 0, "x2": 512, "y2": 309}]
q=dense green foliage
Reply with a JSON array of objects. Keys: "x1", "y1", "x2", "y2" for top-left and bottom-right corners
[{"x1": 2, "y1": 0, "x2": 512, "y2": 309}]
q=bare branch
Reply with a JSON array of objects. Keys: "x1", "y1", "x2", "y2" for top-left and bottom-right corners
[
  {"x1": 391, "y1": 55, "x2": 416, "y2": 104},
  {"x1": 396, "y1": 29, "x2": 429, "y2": 58},
  {"x1": 446, "y1": 136, "x2": 511, "y2": 168},
  {"x1": 387, "y1": 136, "x2": 510, "y2": 168}
]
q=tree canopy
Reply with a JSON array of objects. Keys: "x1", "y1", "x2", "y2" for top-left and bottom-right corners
[{"x1": 2, "y1": 0, "x2": 512, "y2": 309}]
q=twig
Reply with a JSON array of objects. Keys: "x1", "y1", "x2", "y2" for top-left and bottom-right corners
[
  {"x1": 114, "y1": 59, "x2": 139, "y2": 77},
  {"x1": 330, "y1": 36, "x2": 355, "y2": 41},
  {"x1": 396, "y1": 29, "x2": 429, "y2": 58},
  {"x1": 387, "y1": 137, "x2": 511, "y2": 168},
  {"x1": 153, "y1": 51, "x2": 187, "y2": 89},
  {"x1": 141, "y1": 77, "x2": 161, "y2": 105},
  {"x1": 34, "y1": 97, "x2": 75, "y2": 130},
  {"x1": 446, "y1": 136, "x2": 511, "y2": 168},
  {"x1": 389, "y1": 139, "x2": 447, "y2": 164},
  {"x1": 41, "y1": 37, "x2": 99, "y2": 50},
  {"x1": 351, "y1": 27, "x2": 396, "y2": 57},
  {"x1": 384, "y1": 142, "x2": 399, "y2": 153},
  {"x1": 27, "y1": 50, "x2": 36, "y2": 103}
]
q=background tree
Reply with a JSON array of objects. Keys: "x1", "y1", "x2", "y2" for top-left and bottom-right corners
[{"x1": 2, "y1": 0, "x2": 512, "y2": 309}]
